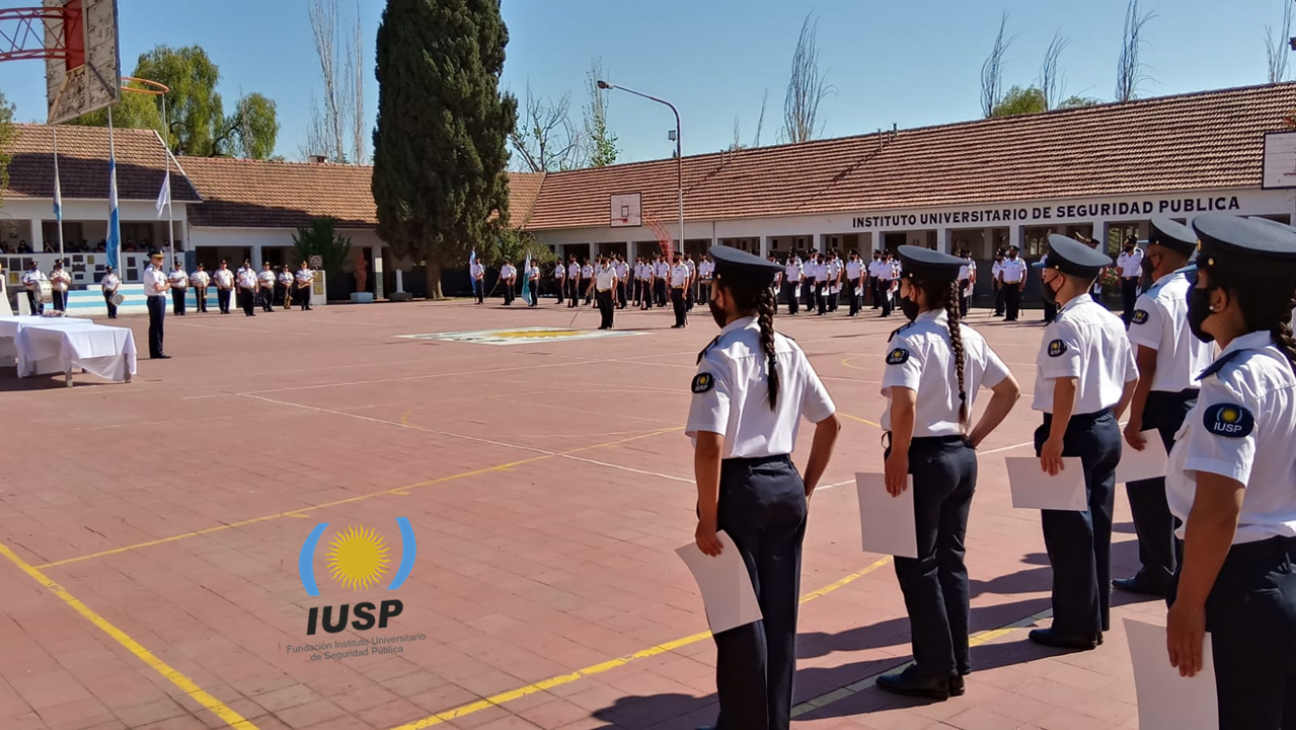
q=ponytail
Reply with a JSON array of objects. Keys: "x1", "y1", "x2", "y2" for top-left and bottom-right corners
[
  {"x1": 1209, "y1": 267, "x2": 1296, "y2": 376},
  {"x1": 944, "y1": 280, "x2": 969, "y2": 428},
  {"x1": 757, "y1": 286, "x2": 781, "y2": 409}
]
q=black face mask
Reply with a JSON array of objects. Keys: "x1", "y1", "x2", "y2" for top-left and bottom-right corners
[
  {"x1": 1041, "y1": 274, "x2": 1060, "y2": 307},
  {"x1": 1187, "y1": 283, "x2": 1216, "y2": 343},
  {"x1": 709, "y1": 293, "x2": 727, "y2": 329},
  {"x1": 1140, "y1": 254, "x2": 1156, "y2": 280},
  {"x1": 899, "y1": 292, "x2": 920, "y2": 322}
]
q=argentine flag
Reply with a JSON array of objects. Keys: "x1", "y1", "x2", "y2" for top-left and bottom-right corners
[
  {"x1": 106, "y1": 156, "x2": 121, "y2": 272},
  {"x1": 520, "y1": 252, "x2": 532, "y2": 303},
  {"x1": 469, "y1": 250, "x2": 477, "y2": 296}
]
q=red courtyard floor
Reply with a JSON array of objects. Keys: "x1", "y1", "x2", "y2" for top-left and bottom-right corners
[{"x1": 0, "y1": 297, "x2": 1162, "y2": 729}]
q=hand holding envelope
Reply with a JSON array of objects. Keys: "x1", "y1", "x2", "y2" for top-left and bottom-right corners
[{"x1": 677, "y1": 531, "x2": 762, "y2": 634}]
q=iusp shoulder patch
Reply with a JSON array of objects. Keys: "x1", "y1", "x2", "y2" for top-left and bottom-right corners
[
  {"x1": 1047, "y1": 339, "x2": 1068, "y2": 358},
  {"x1": 691, "y1": 372, "x2": 715, "y2": 394},
  {"x1": 1131, "y1": 309, "x2": 1149, "y2": 325},
  {"x1": 886, "y1": 348, "x2": 910, "y2": 365},
  {"x1": 1203, "y1": 403, "x2": 1254, "y2": 438}
]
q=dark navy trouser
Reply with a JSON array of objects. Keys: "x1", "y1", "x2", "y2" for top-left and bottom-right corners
[{"x1": 1125, "y1": 389, "x2": 1197, "y2": 588}]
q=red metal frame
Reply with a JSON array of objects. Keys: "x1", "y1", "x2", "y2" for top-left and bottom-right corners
[{"x1": 0, "y1": 5, "x2": 80, "y2": 64}]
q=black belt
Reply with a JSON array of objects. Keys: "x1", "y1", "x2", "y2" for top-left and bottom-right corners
[
  {"x1": 1042, "y1": 408, "x2": 1112, "y2": 426},
  {"x1": 721, "y1": 454, "x2": 792, "y2": 467},
  {"x1": 1123, "y1": 277, "x2": 1140, "y2": 281},
  {"x1": 1150, "y1": 388, "x2": 1200, "y2": 400},
  {"x1": 1225, "y1": 536, "x2": 1296, "y2": 563}
]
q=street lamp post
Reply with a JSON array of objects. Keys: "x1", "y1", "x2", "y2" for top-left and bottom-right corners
[{"x1": 596, "y1": 81, "x2": 684, "y2": 260}]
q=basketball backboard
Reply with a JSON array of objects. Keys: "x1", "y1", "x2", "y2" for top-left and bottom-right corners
[
  {"x1": 609, "y1": 192, "x2": 642, "y2": 228},
  {"x1": 44, "y1": 0, "x2": 120, "y2": 125},
  {"x1": 1263, "y1": 131, "x2": 1296, "y2": 190}
]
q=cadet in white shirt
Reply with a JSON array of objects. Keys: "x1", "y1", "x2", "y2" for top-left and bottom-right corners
[
  {"x1": 868, "y1": 251, "x2": 886, "y2": 310},
  {"x1": 499, "y1": 260, "x2": 517, "y2": 305},
  {"x1": 613, "y1": 255, "x2": 629, "y2": 310},
  {"x1": 687, "y1": 245, "x2": 839, "y2": 730},
  {"x1": 652, "y1": 255, "x2": 669, "y2": 308},
  {"x1": 237, "y1": 260, "x2": 258, "y2": 317},
  {"x1": 1163, "y1": 215, "x2": 1296, "y2": 729},
  {"x1": 669, "y1": 253, "x2": 690, "y2": 328},
  {"x1": 213, "y1": 260, "x2": 235, "y2": 314},
  {"x1": 552, "y1": 257, "x2": 565, "y2": 305},
  {"x1": 783, "y1": 254, "x2": 803, "y2": 316},
  {"x1": 1039, "y1": 252, "x2": 1057, "y2": 324},
  {"x1": 256, "y1": 262, "x2": 276, "y2": 313},
  {"x1": 22, "y1": 262, "x2": 47, "y2": 315},
  {"x1": 189, "y1": 263, "x2": 211, "y2": 313},
  {"x1": 997, "y1": 247, "x2": 1027, "y2": 321},
  {"x1": 582, "y1": 259, "x2": 595, "y2": 306},
  {"x1": 101, "y1": 265, "x2": 121, "y2": 319},
  {"x1": 956, "y1": 250, "x2": 976, "y2": 318},
  {"x1": 277, "y1": 265, "x2": 295, "y2": 309},
  {"x1": 168, "y1": 260, "x2": 190, "y2": 316},
  {"x1": 526, "y1": 259, "x2": 540, "y2": 307},
  {"x1": 845, "y1": 251, "x2": 864, "y2": 317},
  {"x1": 698, "y1": 255, "x2": 715, "y2": 309},
  {"x1": 1115, "y1": 218, "x2": 1215, "y2": 598},
  {"x1": 49, "y1": 260, "x2": 72, "y2": 313},
  {"x1": 684, "y1": 253, "x2": 697, "y2": 312},
  {"x1": 143, "y1": 251, "x2": 170, "y2": 358},
  {"x1": 990, "y1": 251, "x2": 1006, "y2": 316},
  {"x1": 294, "y1": 262, "x2": 314, "y2": 311},
  {"x1": 820, "y1": 252, "x2": 842, "y2": 315},
  {"x1": 1030, "y1": 235, "x2": 1138, "y2": 651},
  {"x1": 566, "y1": 257, "x2": 581, "y2": 308},
  {"x1": 589, "y1": 255, "x2": 618, "y2": 329},
  {"x1": 1116, "y1": 236, "x2": 1145, "y2": 326},
  {"x1": 877, "y1": 246, "x2": 1021, "y2": 700}
]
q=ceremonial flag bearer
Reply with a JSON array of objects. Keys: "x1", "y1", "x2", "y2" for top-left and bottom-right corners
[
  {"x1": 688, "y1": 245, "x2": 840, "y2": 730},
  {"x1": 1164, "y1": 214, "x2": 1296, "y2": 730},
  {"x1": 1114, "y1": 217, "x2": 1214, "y2": 597},
  {"x1": 1030, "y1": 234, "x2": 1137, "y2": 650},
  {"x1": 877, "y1": 246, "x2": 1022, "y2": 700}
]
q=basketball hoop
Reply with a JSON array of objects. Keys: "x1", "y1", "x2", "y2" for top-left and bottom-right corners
[{"x1": 120, "y1": 76, "x2": 169, "y2": 95}]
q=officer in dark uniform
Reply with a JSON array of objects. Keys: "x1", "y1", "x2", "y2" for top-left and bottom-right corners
[
  {"x1": 1030, "y1": 235, "x2": 1138, "y2": 650},
  {"x1": 688, "y1": 245, "x2": 841, "y2": 730},
  {"x1": 1114, "y1": 217, "x2": 1213, "y2": 597},
  {"x1": 1164, "y1": 214, "x2": 1296, "y2": 729},
  {"x1": 875, "y1": 247, "x2": 1022, "y2": 700}
]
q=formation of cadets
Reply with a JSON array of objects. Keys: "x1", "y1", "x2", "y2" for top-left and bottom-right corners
[{"x1": 685, "y1": 214, "x2": 1296, "y2": 730}]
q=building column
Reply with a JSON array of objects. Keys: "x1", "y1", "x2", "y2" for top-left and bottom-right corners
[
  {"x1": 1008, "y1": 225, "x2": 1022, "y2": 252},
  {"x1": 758, "y1": 236, "x2": 770, "y2": 258},
  {"x1": 29, "y1": 219, "x2": 44, "y2": 254},
  {"x1": 627, "y1": 241, "x2": 637, "y2": 261},
  {"x1": 251, "y1": 245, "x2": 263, "y2": 269},
  {"x1": 371, "y1": 245, "x2": 385, "y2": 299},
  {"x1": 939, "y1": 228, "x2": 953, "y2": 255}
]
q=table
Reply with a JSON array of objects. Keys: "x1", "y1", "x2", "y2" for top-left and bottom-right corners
[
  {"x1": 0, "y1": 315, "x2": 91, "y2": 364},
  {"x1": 15, "y1": 321, "x2": 136, "y2": 386}
]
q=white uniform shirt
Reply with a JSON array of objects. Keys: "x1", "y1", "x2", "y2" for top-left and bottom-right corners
[
  {"x1": 699, "y1": 261, "x2": 714, "y2": 280},
  {"x1": 991, "y1": 261, "x2": 1003, "y2": 280},
  {"x1": 1032, "y1": 295, "x2": 1138, "y2": 414},
  {"x1": 568, "y1": 262, "x2": 581, "y2": 280},
  {"x1": 686, "y1": 260, "x2": 696, "y2": 278},
  {"x1": 613, "y1": 261, "x2": 628, "y2": 280},
  {"x1": 214, "y1": 269, "x2": 235, "y2": 288},
  {"x1": 881, "y1": 310, "x2": 1012, "y2": 437},
  {"x1": 295, "y1": 268, "x2": 313, "y2": 284},
  {"x1": 654, "y1": 261, "x2": 668, "y2": 278},
  {"x1": 22, "y1": 269, "x2": 47, "y2": 290},
  {"x1": 527, "y1": 265, "x2": 539, "y2": 282},
  {"x1": 867, "y1": 260, "x2": 884, "y2": 279},
  {"x1": 826, "y1": 259, "x2": 843, "y2": 282},
  {"x1": 500, "y1": 264, "x2": 516, "y2": 281},
  {"x1": 169, "y1": 269, "x2": 189, "y2": 289},
  {"x1": 237, "y1": 269, "x2": 257, "y2": 290},
  {"x1": 594, "y1": 264, "x2": 616, "y2": 290},
  {"x1": 278, "y1": 271, "x2": 294, "y2": 286},
  {"x1": 1166, "y1": 331, "x2": 1296, "y2": 543},
  {"x1": 257, "y1": 269, "x2": 275, "y2": 287},
  {"x1": 190, "y1": 270, "x2": 210, "y2": 288},
  {"x1": 1127, "y1": 270, "x2": 1215, "y2": 393},
  {"x1": 1117, "y1": 248, "x2": 1144, "y2": 278},
  {"x1": 687, "y1": 316, "x2": 836, "y2": 458},
  {"x1": 101, "y1": 273, "x2": 120, "y2": 292},
  {"x1": 999, "y1": 257, "x2": 1027, "y2": 284},
  {"x1": 845, "y1": 260, "x2": 863, "y2": 280},
  {"x1": 471, "y1": 262, "x2": 485, "y2": 279},
  {"x1": 582, "y1": 264, "x2": 594, "y2": 279},
  {"x1": 670, "y1": 263, "x2": 689, "y2": 287},
  {"x1": 50, "y1": 269, "x2": 71, "y2": 292},
  {"x1": 957, "y1": 261, "x2": 972, "y2": 282},
  {"x1": 553, "y1": 263, "x2": 565, "y2": 280},
  {"x1": 784, "y1": 259, "x2": 803, "y2": 282},
  {"x1": 144, "y1": 265, "x2": 169, "y2": 297}
]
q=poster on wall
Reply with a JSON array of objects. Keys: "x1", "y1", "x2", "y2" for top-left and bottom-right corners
[{"x1": 1262, "y1": 131, "x2": 1296, "y2": 190}]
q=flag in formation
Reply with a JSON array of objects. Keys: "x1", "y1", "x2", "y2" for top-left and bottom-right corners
[
  {"x1": 107, "y1": 157, "x2": 121, "y2": 272},
  {"x1": 156, "y1": 171, "x2": 171, "y2": 218},
  {"x1": 521, "y1": 252, "x2": 532, "y2": 302}
]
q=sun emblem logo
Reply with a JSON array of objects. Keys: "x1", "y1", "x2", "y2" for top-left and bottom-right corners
[
  {"x1": 1220, "y1": 408, "x2": 1239, "y2": 424},
  {"x1": 325, "y1": 526, "x2": 391, "y2": 591}
]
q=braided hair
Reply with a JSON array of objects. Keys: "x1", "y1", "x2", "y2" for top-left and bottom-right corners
[
  {"x1": 715, "y1": 274, "x2": 781, "y2": 409},
  {"x1": 911, "y1": 276, "x2": 969, "y2": 427},
  {"x1": 1207, "y1": 267, "x2": 1296, "y2": 376}
]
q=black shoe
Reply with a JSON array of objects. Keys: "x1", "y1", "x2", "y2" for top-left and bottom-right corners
[
  {"x1": 1113, "y1": 574, "x2": 1169, "y2": 597},
  {"x1": 950, "y1": 674, "x2": 966, "y2": 697},
  {"x1": 152, "y1": 354, "x2": 171, "y2": 360},
  {"x1": 876, "y1": 665, "x2": 954, "y2": 701},
  {"x1": 1028, "y1": 628, "x2": 1101, "y2": 651}
]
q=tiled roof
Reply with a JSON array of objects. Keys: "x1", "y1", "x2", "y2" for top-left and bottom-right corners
[
  {"x1": 2, "y1": 124, "x2": 201, "y2": 203},
  {"x1": 505, "y1": 171, "x2": 545, "y2": 226},
  {"x1": 526, "y1": 82, "x2": 1296, "y2": 230}
]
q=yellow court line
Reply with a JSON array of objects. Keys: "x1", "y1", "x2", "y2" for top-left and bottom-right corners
[
  {"x1": 387, "y1": 558, "x2": 894, "y2": 730},
  {"x1": 0, "y1": 542, "x2": 259, "y2": 729},
  {"x1": 36, "y1": 427, "x2": 680, "y2": 570},
  {"x1": 838, "y1": 412, "x2": 883, "y2": 429},
  {"x1": 789, "y1": 606, "x2": 1054, "y2": 717}
]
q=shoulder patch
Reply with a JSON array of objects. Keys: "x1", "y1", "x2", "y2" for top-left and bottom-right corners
[
  {"x1": 1203, "y1": 403, "x2": 1254, "y2": 439},
  {"x1": 691, "y1": 372, "x2": 716, "y2": 394},
  {"x1": 1131, "y1": 309, "x2": 1149, "y2": 325},
  {"x1": 886, "y1": 348, "x2": 910, "y2": 365},
  {"x1": 1047, "y1": 339, "x2": 1068, "y2": 358}
]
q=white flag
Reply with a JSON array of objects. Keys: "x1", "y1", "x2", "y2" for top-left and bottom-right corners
[{"x1": 156, "y1": 171, "x2": 171, "y2": 218}]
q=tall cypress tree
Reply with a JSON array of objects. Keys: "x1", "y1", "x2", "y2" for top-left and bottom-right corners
[{"x1": 372, "y1": 0, "x2": 516, "y2": 298}]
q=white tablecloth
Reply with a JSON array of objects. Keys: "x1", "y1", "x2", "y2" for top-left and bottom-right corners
[
  {"x1": 15, "y1": 322, "x2": 137, "y2": 382},
  {"x1": 0, "y1": 315, "x2": 92, "y2": 361}
]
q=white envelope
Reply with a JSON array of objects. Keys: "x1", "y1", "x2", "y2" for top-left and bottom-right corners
[
  {"x1": 1005, "y1": 456, "x2": 1087, "y2": 511},
  {"x1": 794, "y1": 285, "x2": 802, "y2": 298},
  {"x1": 676, "y1": 531, "x2": 763, "y2": 634},
  {"x1": 1124, "y1": 619, "x2": 1218, "y2": 730},
  {"x1": 855, "y1": 473, "x2": 918, "y2": 559},
  {"x1": 1117, "y1": 430, "x2": 1169, "y2": 483}
]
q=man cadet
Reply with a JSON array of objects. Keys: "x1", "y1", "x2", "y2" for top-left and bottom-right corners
[
  {"x1": 499, "y1": 258, "x2": 517, "y2": 305},
  {"x1": 237, "y1": 260, "x2": 258, "y2": 316},
  {"x1": 613, "y1": 254, "x2": 629, "y2": 309},
  {"x1": 294, "y1": 261, "x2": 314, "y2": 311},
  {"x1": 998, "y1": 246, "x2": 1027, "y2": 321},
  {"x1": 868, "y1": 249, "x2": 886, "y2": 309},
  {"x1": 566, "y1": 255, "x2": 580, "y2": 308},
  {"x1": 552, "y1": 256, "x2": 565, "y2": 305},
  {"x1": 670, "y1": 252, "x2": 690, "y2": 328},
  {"x1": 590, "y1": 255, "x2": 618, "y2": 329},
  {"x1": 168, "y1": 259, "x2": 189, "y2": 315},
  {"x1": 845, "y1": 250, "x2": 864, "y2": 316},
  {"x1": 1029, "y1": 234, "x2": 1138, "y2": 650},
  {"x1": 991, "y1": 250, "x2": 1006, "y2": 316},
  {"x1": 684, "y1": 252, "x2": 698, "y2": 311},
  {"x1": 143, "y1": 250, "x2": 170, "y2": 359},
  {"x1": 213, "y1": 260, "x2": 235, "y2": 314},
  {"x1": 278, "y1": 264, "x2": 295, "y2": 309},
  {"x1": 1116, "y1": 234, "x2": 1144, "y2": 326},
  {"x1": 100, "y1": 265, "x2": 121, "y2": 319},
  {"x1": 1113, "y1": 218, "x2": 1214, "y2": 597},
  {"x1": 189, "y1": 263, "x2": 210, "y2": 313},
  {"x1": 653, "y1": 253, "x2": 669, "y2": 308},
  {"x1": 22, "y1": 261, "x2": 46, "y2": 315},
  {"x1": 699, "y1": 254, "x2": 715, "y2": 309},
  {"x1": 783, "y1": 252, "x2": 803, "y2": 316},
  {"x1": 582, "y1": 257, "x2": 596, "y2": 306},
  {"x1": 256, "y1": 262, "x2": 276, "y2": 312}
]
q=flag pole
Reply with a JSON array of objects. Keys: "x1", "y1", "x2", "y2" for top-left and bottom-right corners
[
  {"x1": 162, "y1": 93, "x2": 175, "y2": 265},
  {"x1": 107, "y1": 106, "x2": 121, "y2": 278},
  {"x1": 53, "y1": 126, "x2": 65, "y2": 263}
]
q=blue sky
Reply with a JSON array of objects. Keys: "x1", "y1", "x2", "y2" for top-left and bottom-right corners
[{"x1": 0, "y1": 0, "x2": 1287, "y2": 163}]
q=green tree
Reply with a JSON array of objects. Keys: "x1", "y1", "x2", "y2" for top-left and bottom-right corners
[
  {"x1": 491, "y1": 228, "x2": 555, "y2": 269},
  {"x1": 1058, "y1": 95, "x2": 1104, "y2": 109},
  {"x1": 76, "y1": 45, "x2": 279, "y2": 159},
  {"x1": 291, "y1": 217, "x2": 352, "y2": 275},
  {"x1": 991, "y1": 85, "x2": 1047, "y2": 118},
  {"x1": 0, "y1": 92, "x2": 16, "y2": 208},
  {"x1": 372, "y1": 0, "x2": 517, "y2": 299},
  {"x1": 582, "y1": 59, "x2": 618, "y2": 167}
]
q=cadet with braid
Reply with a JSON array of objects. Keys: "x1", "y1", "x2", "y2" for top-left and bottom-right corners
[
  {"x1": 1164, "y1": 214, "x2": 1296, "y2": 729},
  {"x1": 688, "y1": 245, "x2": 840, "y2": 730},
  {"x1": 877, "y1": 247, "x2": 1022, "y2": 700}
]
